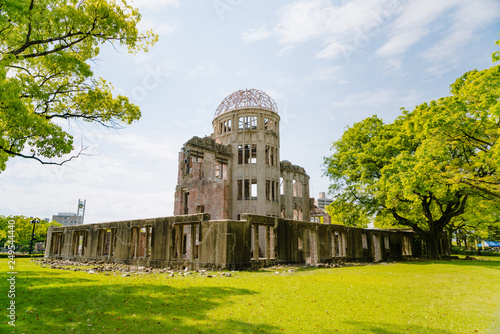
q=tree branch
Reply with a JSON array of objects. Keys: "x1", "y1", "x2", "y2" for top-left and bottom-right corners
[{"x1": 0, "y1": 146, "x2": 88, "y2": 166}]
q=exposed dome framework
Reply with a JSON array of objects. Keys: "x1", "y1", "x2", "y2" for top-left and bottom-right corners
[{"x1": 214, "y1": 89, "x2": 278, "y2": 118}]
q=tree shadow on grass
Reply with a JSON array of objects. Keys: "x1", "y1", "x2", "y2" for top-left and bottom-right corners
[
  {"x1": 13, "y1": 269, "x2": 96, "y2": 287},
  {"x1": 6, "y1": 269, "x2": 282, "y2": 334},
  {"x1": 342, "y1": 319, "x2": 456, "y2": 334}
]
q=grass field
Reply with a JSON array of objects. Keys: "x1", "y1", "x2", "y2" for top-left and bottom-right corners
[{"x1": 1, "y1": 257, "x2": 500, "y2": 333}]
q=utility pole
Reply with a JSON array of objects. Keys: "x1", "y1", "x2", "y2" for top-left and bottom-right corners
[{"x1": 29, "y1": 218, "x2": 40, "y2": 254}]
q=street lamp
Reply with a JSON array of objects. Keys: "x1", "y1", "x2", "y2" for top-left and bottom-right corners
[{"x1": 29, "y1": 218, "x2": 40, "y2": 255}]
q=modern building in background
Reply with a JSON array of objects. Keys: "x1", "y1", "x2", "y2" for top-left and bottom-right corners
[
  {"x1": 311, "y1": 192, "x2": 333, "y2": 224},
  {"x1": 52, "y1": 199, "x2": 86, "y2": 226},
  {"x1": 52, "y1": 212, "x2": 82, "y2": 226},
  {"x1": 315, "y1": 192, "x2": 333, "y2": 210}
]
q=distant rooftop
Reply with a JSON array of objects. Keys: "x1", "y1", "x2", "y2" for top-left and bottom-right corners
[
  {"x1": 214, "y1": 89, "x2": 278, "y2": 118},
  {"x1": 56, "y1": 212, "x2": 77, "y2": 216}
]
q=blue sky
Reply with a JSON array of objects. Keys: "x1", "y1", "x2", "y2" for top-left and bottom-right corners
[{"x1": 1, "y1": 0, "x2": 500, "y2": 223}]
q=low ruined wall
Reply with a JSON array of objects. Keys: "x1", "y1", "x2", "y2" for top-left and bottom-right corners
[{"x1": 45, "y1": 214, "x2": 447, "y2": 270}]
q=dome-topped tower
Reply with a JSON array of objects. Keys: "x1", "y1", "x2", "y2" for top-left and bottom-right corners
[
  {"x1": 214, "y1": 89, "x2": 278, "y2": 118},
  {"x1": 212, "y1": 89, "x2": 281, "y2": 219}
]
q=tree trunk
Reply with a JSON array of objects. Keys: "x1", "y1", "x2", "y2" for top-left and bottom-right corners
[{"x1": 425, "y1": 235, "x2": 442, "y2": 259}]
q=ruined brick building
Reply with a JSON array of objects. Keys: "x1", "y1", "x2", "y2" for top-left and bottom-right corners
[
  {"x1": 174, "y1": 89, "x2": 309, "y2": 221},
  {"x1": 45, "y1": 89, "x2": 450, "y2": 269}
]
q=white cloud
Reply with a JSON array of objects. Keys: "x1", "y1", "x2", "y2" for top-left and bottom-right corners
[
  {"x1": 138, "y1": 19, "x2": 177, "y2": 37},
  {"x1": 241, "y1": 23, "x2": 272, "y2": 43},
  {"x1": 187, "y1": 63, "x2": 219, "y2": 79},
  {"x1": 377, "y1": 0, "x2": 500, "y2": 61},
  {"x1": 376, "y1": 0, "x2": 457, "y2": 58},
  {"x1": 422, "y1": 0, "x2": 500, "y2": 64},
  {"x1": 0, "y1": 131, "x2": 180, "y2": 222},
  {"x1": 272, "y1": 0, "x2": 500, "y2": 64},
  {"x1": 275, "y1": 0, "x2": 400, "y2": 59}
]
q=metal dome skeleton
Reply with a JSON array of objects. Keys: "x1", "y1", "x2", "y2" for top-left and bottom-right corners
[{"x1": 214, "y1": 89, "x2": 278, "y2": 118}]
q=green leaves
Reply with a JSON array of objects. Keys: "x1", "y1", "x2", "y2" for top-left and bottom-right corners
[
  {"x1": 0, "y1": 0, "x2": 157, "y2": 170},
  {"x1": 324, "y1": 64, "x2": 500, "y2": 258}
]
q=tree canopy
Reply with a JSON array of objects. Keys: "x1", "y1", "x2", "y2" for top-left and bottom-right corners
[
  {"x1": 0, "y1": 0, "x2": 158, "y2": 171},
  {"x1": 0, "y1": 215, "x2": 61, "y2": 252},
  {"x1": 324, "y1": 64, "x2": 500, "y2": 258}
]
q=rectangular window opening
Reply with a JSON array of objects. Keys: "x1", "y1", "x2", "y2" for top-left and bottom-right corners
[
  {"x1": 195, "y1": 225, "x2": 200, "y2": 259},
  {"x1": 182, "y1": 225, "x2": 191, "y2": 259},
  {"x1": 251, "y1": 225, "x2": 255, "y2": 260},
  {"x1": 183, "y1": 191, "x2": 189, "y2": 215},
  {"x1": 258, "y1": 225, "x2": 266, "y2": 259},
  {"x1": 130, "y1": 227, "x2": 138, "y2": 258},
  {"x1": 251, "y1": 116, "x2": 257, "y2": 129},
  {"x1": 147, "y1": 226, "x2": 152, "y2": 258},
  {"x1": 244, "y1": 179, "x2": 250, "y2": 200},
  {"x1": 270, "y1": 226, "x2": 275, "y2": 259},
  {"x1": 251, "y1": 179, "x2": 257, "y2": 199},
  {"x1": 138, "y1": 227, "x2": 147, "y2": 258},
  {"x1": 238, "y1": 145, "x2": 243, "y2": 164},
  {"x1": 244, "y1": 144, "x2": 250, "y2": 164},
  {"x1": 238, "y1": 179, "x2": 243, "y2": 200},
  {"x1": 250, "y1": 144, "x2": 257, "y2": 163}
]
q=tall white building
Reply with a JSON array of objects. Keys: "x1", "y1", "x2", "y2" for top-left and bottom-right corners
[
  {"x1": 315, "y1": 192, "x2": 333, "y2": 210},
  {"x1": 52, "y1": 212, "x2": 83, "y2": 226}
]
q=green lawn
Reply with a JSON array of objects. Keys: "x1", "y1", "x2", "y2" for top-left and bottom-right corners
[{"x1": 1, "y1": 257, "x2": 500, "y2": 333}]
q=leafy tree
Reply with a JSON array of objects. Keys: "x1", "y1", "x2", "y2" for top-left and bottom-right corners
[
  {"x1": 0, "y1": 0, "x2": 158, "y2": 171},
  {"x1": 324, "y1": 200, "x2": 370, "y2": 228},
  {"x1": 0, "y1": 215, "x2": 61, "y2": 252},
  {"x1": 447, "y1": 197, "x2": 499, "y2": 248},
  {"x1": 324, "y1": 65, "x2": 500, "y2": 259}
]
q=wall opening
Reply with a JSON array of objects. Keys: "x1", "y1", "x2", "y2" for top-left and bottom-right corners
[
  {"x1": 130, "y1": 226, "x2": 152, "y2": 259},
  {"x1": 362, "y1": 234, "x2": 368, "y2": 249},
  {"x1": 98, "y1": 229, "x2": 114, "y2": 257},
  {"x1": 52, "y1": 232, "x2": 63, "y2": 256},
  {"x1": 402, "y1": 235, "x2": 412, "y2": 256},
  {"x1": 183, "y1": 191, "x2": 189, "y2": 214},
  {"x1": 172, "y1": 224, "x2": 200, "y2": 260},
  {"x1": 72, "y1": 230, "x2": 87, "y2": 256}
]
